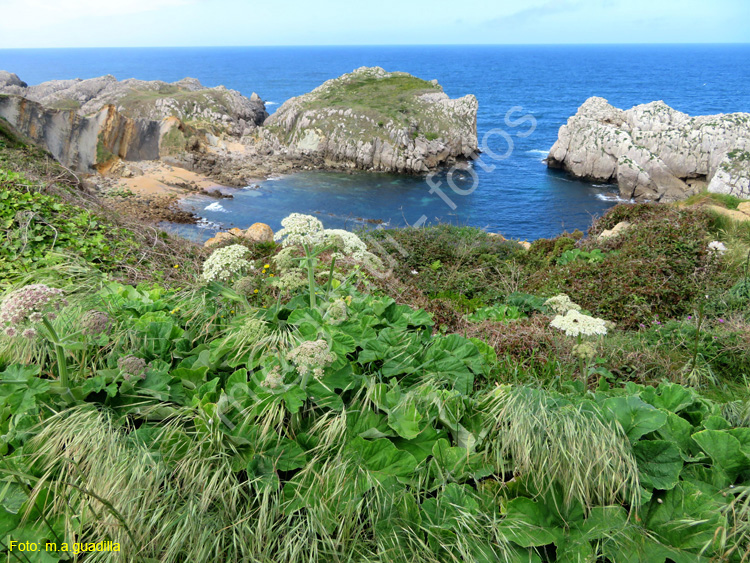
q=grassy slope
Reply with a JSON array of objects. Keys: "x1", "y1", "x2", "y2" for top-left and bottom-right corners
[{"x1": 2, "y1": 129, "x2": 750, "y2": 561}]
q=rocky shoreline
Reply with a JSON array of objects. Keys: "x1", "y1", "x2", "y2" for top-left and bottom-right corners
[
  {"x1": 547, "y1": 97, "x2": 750, "y2": 202},
  {"x1": 0, "y1": 67, "x2": 479, "y2": 194}
]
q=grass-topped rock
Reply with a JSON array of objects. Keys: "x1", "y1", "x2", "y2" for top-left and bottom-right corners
[{"x1": 264, "y1": 66, "x2": 478, "y2": 173}]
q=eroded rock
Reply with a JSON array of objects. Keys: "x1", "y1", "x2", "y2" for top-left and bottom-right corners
[{"x1": 548, "y1": 97, "x2": 750, "y2": 201}]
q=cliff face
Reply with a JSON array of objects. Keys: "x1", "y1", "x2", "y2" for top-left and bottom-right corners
[
  {"x1": 0, "y1": 95, "x2": 171, "y2": 171},
  {"x1": 263, "y1": 67, "x2": 478, "y2": 173},
  {"x1": 0, "y1": 72, "x2": 267, "y2": 136},
  {"x1": 0, "y1": 68, "x2": 479, "y2": 179},
  {"x1": 547, "y1": 97, "x2": 750, "y2": 201}
]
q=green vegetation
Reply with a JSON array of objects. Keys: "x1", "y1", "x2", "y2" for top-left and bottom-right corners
[
  {"x1": 46, "y1": 98, "x2": 81, "y2": 111},
  {"x1": 683, "y1": 190, "x2": 750, "y2": 210},
  {"x1": 2, "y1": 128, "x2": 750, "y2": 561}
]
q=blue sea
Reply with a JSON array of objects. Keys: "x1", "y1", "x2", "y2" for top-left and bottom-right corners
[{"x1": 2, "y1": 45, "x2": 750, "y2": 240}]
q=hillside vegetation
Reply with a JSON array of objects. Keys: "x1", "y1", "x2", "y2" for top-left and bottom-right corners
[{"x1": 2, "y1": 126, "x2": 750, "y2": 562}]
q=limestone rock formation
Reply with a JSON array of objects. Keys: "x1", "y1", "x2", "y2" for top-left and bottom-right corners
[
  {"x1": 548, "y1": 97, "x2": 750, "y2": 201},
  {"x1": 0, "y1": 72, "x2": 268, "y2": 173},
  {"x1": 0, "y1": 72, "x2": 267, "y2": 135},
  {"x1": 263, "y1": 67, "x2": 478, "y2": 173}
]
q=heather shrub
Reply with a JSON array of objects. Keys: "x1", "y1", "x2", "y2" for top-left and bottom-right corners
[{"x1": 525, "y1": 205, "x2": 716, "y2": 328}]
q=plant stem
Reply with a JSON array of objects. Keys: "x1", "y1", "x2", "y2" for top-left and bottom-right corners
[
  {"x1": 325, "y1": 256, "x2": 337, "y2": 295},
  {"x1": 42, "y1": 317, "x2": 69, "y2": 388},
  {"x1": 577, "y1": 334, "x2": 587, "y2": 390},
  {"x1": 304, "y1": 244, "x2": 316, "y2": 309}
]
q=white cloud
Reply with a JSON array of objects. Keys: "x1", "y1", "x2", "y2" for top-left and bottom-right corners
[{"x1": 0, "y1": 0, "x2": 197, "y2": 30}]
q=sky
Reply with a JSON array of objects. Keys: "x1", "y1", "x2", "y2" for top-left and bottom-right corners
[{"x1": 0, "y1": 0, "x2": 747, "y2": 48}]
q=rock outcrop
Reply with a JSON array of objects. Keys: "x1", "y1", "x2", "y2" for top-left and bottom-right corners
[
  {"x1": 0, "y1": 72, "x2": 268, "y2": 173},
  {"x1": 0, "y1": 72, "x2": 267, "y2": 135},
  {"x1": 547, "y1": 97, "x2": 750, "y2": 201},
  {"x1": 0, "y1": 68, "x2": 479, "y2": 180},
  {"x1": 263, "y1": 67, "x2": 478, "y2": 173}
]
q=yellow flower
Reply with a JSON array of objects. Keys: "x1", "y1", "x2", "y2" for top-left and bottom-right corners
[
  {"x1": 173, "y1": 264, "x2": 180, "y2": 269},
  {"x1": 269, "y1": 274, "x2": 274, "y2": 277},
  {"x1": 264, "y1": 264, "x2": 270, "y2": 269},
  {"x1": 254, "y1": 289, "x2": 259, "y2": 294},
  {"x1": 230, "y1": 310, "x2": 235, "y2": 314}
]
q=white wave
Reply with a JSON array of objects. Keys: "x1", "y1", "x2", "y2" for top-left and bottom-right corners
[
  {"x1": 266, "y1": 175, "x2": 284, "y2": 181},
  {"x1": 204, "y1": 202, "x2": 228, "y2": 212},
  {"x1": 265, "y1": 101, "x2": 278, "y2": 106},
  {"x1": 526, "y1": 149, "x2": 550, "y2": 157},
  {"x1": 195, "y1": 218, "x2": 223, "y2": 230},
  {"x1": 595, "y1": 193, "x2": 634, "y2": 203}
]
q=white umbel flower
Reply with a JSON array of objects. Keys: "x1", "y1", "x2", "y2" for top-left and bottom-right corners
[
  {"x1": 550, "y1": 309, "x2": 608, "y2": 337},
  {"x1": 274, "y1": 213, "x2": 324, "y2": 247},
  {"x1": 202, "y1": 244, "x2": 252, "y2": 282},
  {"x1": 544, "y1": 294, "x2": 582, "y2": 315},
  {"x1": 708, "y1": 241, "x2": 727, "y2": 255}
]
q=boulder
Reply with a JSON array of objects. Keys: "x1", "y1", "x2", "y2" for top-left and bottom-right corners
[
  {"x1": 737, "y1": 201, "x2": 750, "y2": 216},
  {"x1": 598, "y1": 221, "x2": 632, "y2": 240},
  {"x1": 706, "y1": 205, "x2": 750, "y2": 223},
  {"x1": 204, "y1": 223, "x2": 274, "y2": 247},
  {"x1": 244, "y1": 222, "x2": 274, "y2": 243},
  {"x1": 548, "y1": 97, "x2": 750, "y2": 201}
]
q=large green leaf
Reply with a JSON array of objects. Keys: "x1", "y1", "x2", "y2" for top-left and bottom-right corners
[
  {"x1": 692, "y1": 429, "x2": 750, "y2": 485},
  {"x1": 633, "y1": 440, "x2": 683, "y2": 491},
  {"x1": 639, "y1": 383, "x2": 696, "y2": 414},
  {"x1": 645, "y1": 481, "x2": 727, "y2": 553},
  {"x1": 346, "y1": 436, "x2": 418, "y2": 483},
  {"x1": 388, "y1": 401, "x2": 425, "y2": 440},
  {"x1": 602, "y1": 396, "x2": 667, "y2": 441}
]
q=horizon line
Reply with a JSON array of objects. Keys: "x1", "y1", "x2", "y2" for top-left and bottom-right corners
[{"x1": 1, "y1": 42, "x2": 749, "y2": 50}]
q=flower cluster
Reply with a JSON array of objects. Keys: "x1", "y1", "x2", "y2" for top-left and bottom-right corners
[
  {"x1": 117, "y1": 355, "x2": 147, "y2": 381},
  {"x1": 0, "y1": 284, "x2": 66, "y2": 338},
  {"x1": 274, "y1": 214, "x2": 383, "y2": 268},
  {"x1": 82, "y1": 310, "x2": 113, "y2": 337},
  {"x1": 550, "y1": 310, "x2": 608, "y2": 337},
  {"x1": 286, "y1": 339, "x2": 335, "y2": 379},
  {"x1": 233, "y1": 276, "x2": 257, "y2": 297},
  {"x1": 324, "y1": 298, "x2": 348, "y2": 325},
  {"x1": 270, "y1": 270, "x2": 308, "y2": 293},
  {"x1": 319, "y1": 229, "x2": 368, "y2": 259},
  {"x1": 274, "y1": 214, "x2": 324, "y2": 247},
  {"x1": 708, "y1": 241, "x2": 727, "y2": 255},
  {"x1": 572, "y1": 342, "x2": 596, "y2": 361},
  {"x1": 263, "y1": 366, "x2": 284, "y2": 390},
  {"x1": 544, "y1": 294, "x2": 581, "y2": 315},
  {"x1": 202, "y1": 244, "x2": 253, "y2": 283}
]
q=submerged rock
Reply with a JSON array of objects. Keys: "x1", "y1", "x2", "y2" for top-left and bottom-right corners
[{"x1": 548, "y1": 97, "x2": 750, "y2": 201}]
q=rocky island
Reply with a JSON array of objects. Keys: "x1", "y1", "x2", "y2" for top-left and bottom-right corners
[{"x1": 548, "y1": 96, "x2": 750, "y2": 201}]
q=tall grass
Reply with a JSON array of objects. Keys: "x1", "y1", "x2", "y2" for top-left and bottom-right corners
[{"x1": 480, "y1": 386, "x2": 641, "y2": 513}]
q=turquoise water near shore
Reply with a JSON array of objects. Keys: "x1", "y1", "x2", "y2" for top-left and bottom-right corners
[{"x1": 2, "y1": 44, "x2": 749, "y2": 240}]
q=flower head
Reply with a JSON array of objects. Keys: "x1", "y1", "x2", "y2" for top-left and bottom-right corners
[
  {"x1": 550, "y1": 310, "x2": 608, "y2": 337},
  {"x1": 286, "y1": 339, "x2": 335, "y2": 379},
  {"x1": 202, "y1": 244, "x2": 253, "y2": 283},
  {"x1": 0, "y1": 284, "x2": 66, "y2": 328},
  {"x1": 274, "y1": 213, "x2": 324, "y2": 247},
  {"x1": 82, "y1": 310, "x2": 112, "y2": 337},
  {"x1": 263, "y1": 366, "x2": 284, "y2": 390},
  {"x1": 544, "y1": 294, "x2": 582, "y2": 315},
  {"x1": 324, "y1": 298, "x2": 348, "y2": 326},
  {"x1": 708, "y1": 241, "x2": 727, "y2": 255},
  {"x1": 117, "y1": 355, "x2": 147, "y2": 381}
]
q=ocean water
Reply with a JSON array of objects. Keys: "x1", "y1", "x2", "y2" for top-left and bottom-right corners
[{"x1": 2, "y1": 45, "x2": 750, "y2": 240}]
